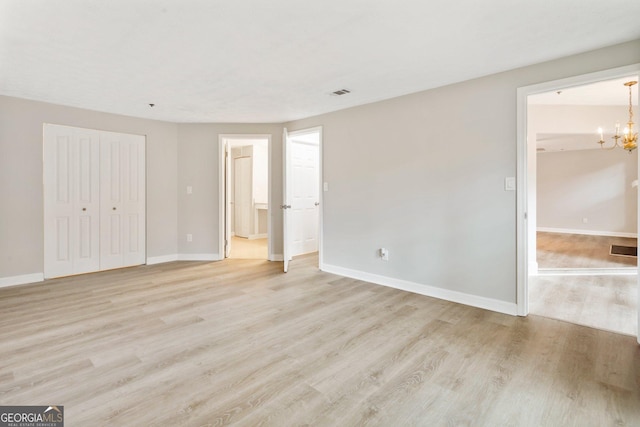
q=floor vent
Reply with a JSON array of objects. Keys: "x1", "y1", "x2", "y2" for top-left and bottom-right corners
[{"x1": 610, "y1": 245, "x2": 637, "y2": 257}]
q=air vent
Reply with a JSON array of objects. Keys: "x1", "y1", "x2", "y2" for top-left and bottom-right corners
[
  {"x1": 330, "y1": 89, "x2": 351, "y2": 96},
  {"x1": 536, "y1": 148, "x2": 546, "y2": 152}
]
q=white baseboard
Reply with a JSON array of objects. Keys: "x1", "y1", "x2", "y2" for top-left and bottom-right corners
[
  {"x1": 537, "y1": 227, "x2": 637, "y2": 239},
  {"x1": 270, "y1": 254, "x2": 284, "y2": 262},
  {"x1": 538, "y1": 267, "x2": 637, "y2": 276},
  {"x1": 321, "y1": 264, "x2": 518, "y2": 316},
  {"x1": 248, "y1": 234, "x2": 267, "y2": 240},
  {"x1": 177, "y1": 253, "x2": 220, "y2": 261},
  {"x1": 0, "y1": 273, "x2": 44, "y2": 289},
  {"x1": 146, "y1": 254, "x2": 179, "y2": 265}
]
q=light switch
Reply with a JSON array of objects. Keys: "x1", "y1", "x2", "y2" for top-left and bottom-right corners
[
  {"x1": 323, "y1": 182, "x2": 329, "y2": 192},
  {"x1": 504, "y1": 177, "x2": 516, "y2": 191},
  {"x1": 187, "y1": 186, "x2": 193, "y2": 194}
]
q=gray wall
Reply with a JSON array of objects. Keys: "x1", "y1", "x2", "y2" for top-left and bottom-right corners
[
  {"x1": 285, "y1": 40, "x2": 640, "y2": 304},
  {"x1": 537, "y1": 149, "x2": 637, "y2": 235},
  {"x1": 176, "y1": 123, "x2": 283, "y2": 257},
  {"x1": 2, "y1": 39, "x2": 639, "y2": 307},
  {"x1": 0, "y1": 96, "x2": 179, "y2": 278}
]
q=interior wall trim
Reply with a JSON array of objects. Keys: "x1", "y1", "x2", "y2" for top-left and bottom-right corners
[
  {"x1": 320, "y1": 263, "x2": 518, "y2": 316},
  {"x1": 177, "y1": 253, "x2": 219, "y2": 262},
  {"x1": 146, "y1": 254, "x2": 180, "y2": 265},
  {"x1": 0, "y1": 273, "x2": 44, "y2": 289},
  {"x1": 537, "y1": 227, "x2": 638, "y2": 239}
]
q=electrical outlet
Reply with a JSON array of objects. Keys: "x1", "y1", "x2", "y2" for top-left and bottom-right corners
[
  {"x1": 582, "y1": 218, "x2": 588, "y2": 224},
  {"x1": 380, "y1": 247, "x2": 389, "y2": 261},
  {"x1": 187, "y1": 234, "x2": 193, "y2": 242}
]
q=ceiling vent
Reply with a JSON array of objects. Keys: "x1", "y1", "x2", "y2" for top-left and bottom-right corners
[{"x1": 330, "y1": 89, "x2": 351, "y2": 96}]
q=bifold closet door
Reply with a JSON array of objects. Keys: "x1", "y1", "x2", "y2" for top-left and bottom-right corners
[
  {"x1": 100, "y1": 131, "x2": 146, "y2": 270},
  {"x1": 44, "y1": 124, "x2": 101, "y2": 278},
  {"x1": 44, "y1": 125, "x2": 145, "y2": 278}
]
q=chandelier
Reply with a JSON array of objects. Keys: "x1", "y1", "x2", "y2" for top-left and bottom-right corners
[{"x1": 597, "y1": 80, "x2": 638, "y2": 152}]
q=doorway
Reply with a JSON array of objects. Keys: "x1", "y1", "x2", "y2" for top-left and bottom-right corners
[
  {"x1": 516, "y1": 64, "x2": 640, "y2": 341},
  {"x1": 283, "y1": 127, "x2": 323, "y2": 272},
  {"x1": 218, "y1": 135, "x2": 271, "y2": 260}
]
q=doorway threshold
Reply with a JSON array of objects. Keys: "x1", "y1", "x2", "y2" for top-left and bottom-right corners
[{"x1": 536, "y1": 267, "x2": 637, "y2": 276}]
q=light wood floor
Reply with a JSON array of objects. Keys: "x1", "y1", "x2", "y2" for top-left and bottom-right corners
[
  {"x1": 1, "y1": 257, "x2": 639, "y2": 426},
  {"x1": 530, "y1": 274, "x2": 638, "y2": 336},
  {"x1": 531, "y1": 232, "x2": 638, "y2": 337},
  {"x1": 537, "y1": 232, "x2": 637, "y2": 269},
  {"x1": 228, "y1": 236, "x2": 267, "y2": 259}
]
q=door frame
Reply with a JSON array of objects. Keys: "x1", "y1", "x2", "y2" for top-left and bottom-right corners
[
  {"x1": 284, "y1": 126, "x2": 324, "y2": 269},
  {"x1": 218, "y1": 134, "x2": 272, "y2": 260},
  {"x1": 516, "y1": 63, "x2": 640, "y2": 341}
]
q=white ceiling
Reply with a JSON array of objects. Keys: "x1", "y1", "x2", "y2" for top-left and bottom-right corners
[{"x1": 1, "y1": 0, "x2": 639, "y2": 123}]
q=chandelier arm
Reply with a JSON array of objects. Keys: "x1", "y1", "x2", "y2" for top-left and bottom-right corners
[{"x1": 599, "y1": 137, "x2": 619, "y2": 150}]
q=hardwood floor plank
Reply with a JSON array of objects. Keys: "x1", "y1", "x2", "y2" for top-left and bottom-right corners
[{"x1": 1, "y1": 256, "x2": 639, "y2": 425}]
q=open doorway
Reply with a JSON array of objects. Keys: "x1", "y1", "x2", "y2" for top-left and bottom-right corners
[
  {"x1": 283, "y1": 127, "x2": 322, "y2": 272},
  {"x1": 219, "y1": 135, "x2": 271, "y2": 260},
  {"x1": 516, "y1": 65, "x2": 640, "y2": 339}
]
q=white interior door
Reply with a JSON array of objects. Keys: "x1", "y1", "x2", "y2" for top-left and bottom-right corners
[
  {"x1": 44, "y1": 124, "x2": 100, "y2": 278},
  {"x1": 234, "y1": 157, "x2": 252, "y2": 238},
  {"x1": 120, "y1": 134, "x2": 146, "y2": 267},
  {"x1": 100, "y1": 133, "x2": 123, "y2": 270},
  {"x1": 74, "y1": 129, "x2": 101, "y2": 274},
  {"x1": 283, "y1": 128, "x2": 291, "y2": 272},
  {"x1": 290, "y1": 140, "x2": 319, "y2": 256},
  {"x1": 45, "y1": 125, "x2": 145, "y2": 278},
  {"x1": 100, "y1": 131, "x2": 146, "y2": 271}
]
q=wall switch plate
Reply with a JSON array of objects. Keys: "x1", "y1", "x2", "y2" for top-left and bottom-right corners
[
  {"x1": 505, "y1": 177, "x2": 516, "y2": 191},
  {"x1": 186, "y1": 234, "x2": 193, "y2": 242},
  {"x1": 323, "y1": 182, "x2": 329, "y2": 192},
  {"x1": 187, "y1": 186, "x2": 193, "y2": 194}
]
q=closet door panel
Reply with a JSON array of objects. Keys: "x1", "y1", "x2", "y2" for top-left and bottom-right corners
[
  {"x1": 44, "y1": 124, "x2": 100, "y2": 278},
  {"x1": 100, "y1": 132, "x2": 146, "y2": 270},
  {"x1": 45, "y1": 125, "x2": 145, "y2": 278},
  {"x1": 100, "y1": 134, "x2": 124, "y2": 270},
  {"x1": 121, "y1": 135, "x2": 146, "y2": 266},
  {"x1": 73, "y1": 131, "x2": 100, "y2": 274},
  {"x1": 44, "y1": 130, "x2": 74, "y2": 278}
]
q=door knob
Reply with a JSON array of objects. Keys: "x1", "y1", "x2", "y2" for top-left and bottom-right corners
[
  {"x1": 82, "y1": 208, "x2": 86, "y2": 211},
  {"x1": 281, "y1": 204, "x2": 291, "y2": 209},
  {"x1": 112, "y1": 207, "x2": 116, "y2": 210}
]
